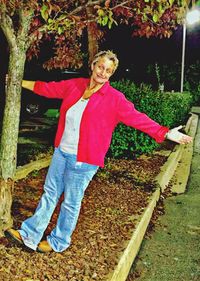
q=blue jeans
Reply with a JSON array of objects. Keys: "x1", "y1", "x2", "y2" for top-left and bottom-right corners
[{"x1": 19, "y1": 147, "x2": 98, "y2": 252}]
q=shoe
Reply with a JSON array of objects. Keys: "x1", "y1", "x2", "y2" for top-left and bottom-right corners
[
  {"x1": 5, "y1": 229, "x2": 34, "y2": 253},
  {"x1": 5, "y1": 229, "x2": 23, "y2": 245},
  {"x1": 37, "y1": 240, "x2": 53, "y2": 253}
]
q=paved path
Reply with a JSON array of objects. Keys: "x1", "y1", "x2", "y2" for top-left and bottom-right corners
[{"x1": 128, "y1": 119, "x2": 200, "y2": 281}]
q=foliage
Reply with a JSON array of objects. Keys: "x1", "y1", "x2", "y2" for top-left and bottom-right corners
[
  {"x1": 109, "y1": 80, "x2": 192, "y2": 159},
  {"x1": 0, "y1": 0, "x2": 188, "y2": 70},
  {"x1": 146, "y1": 61, "x2": 200, "y2": 104},
  {"x1": 186, "y1": 65, "x2": 199, "y2": 89},
  {"x1": 146, "y1": 62, "x2": 180, "y2": 91},
  {"x1": 189, "y1": 83, "x2": 200, "y2": 104}
]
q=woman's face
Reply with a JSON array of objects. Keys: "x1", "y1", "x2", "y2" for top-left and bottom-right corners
[{"x1": 91, "y1": 56, "x2": 115, "y2": 85}]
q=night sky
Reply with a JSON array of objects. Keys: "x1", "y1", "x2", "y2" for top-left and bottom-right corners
[
  {"x1": 102, "y1": 24, "x2": 200, "y2": 67},
  {"x1": 1, "y1": 22, "x2": 200, "y2": 80}
]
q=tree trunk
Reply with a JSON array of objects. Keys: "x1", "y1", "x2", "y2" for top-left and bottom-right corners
[
  {"x1": 0, "y1": 179, "x2": 13, "y2": 235},
  {"x1": 86, "y1": 6, "x2": 99, "y2": 66},
  {"x1": 0, "y1": 46, "x2": 26, "y2": 235}
]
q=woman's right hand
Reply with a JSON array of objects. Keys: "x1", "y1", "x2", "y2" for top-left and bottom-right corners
[{"x1": 22, "y1": 80, "x2": 35, "y2": 91}]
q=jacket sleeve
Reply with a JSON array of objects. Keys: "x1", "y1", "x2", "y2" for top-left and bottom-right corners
[
  {"x1": 33, "y1": 79, "x2": 74, "y2": 99},
  {"x1": 116, "y1": 94, "x2": 169, "y2": 143}
]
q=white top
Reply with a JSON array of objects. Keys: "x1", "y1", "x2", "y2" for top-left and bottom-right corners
[{"x1": 60, "y1": 98, "x2": 89, "y2": 154}]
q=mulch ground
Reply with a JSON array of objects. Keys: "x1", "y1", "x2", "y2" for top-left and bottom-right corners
[{"x1": 0, "y1": 142, "x2": 174, "y2": 281}]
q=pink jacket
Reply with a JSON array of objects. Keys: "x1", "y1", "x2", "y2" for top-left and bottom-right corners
[{"x1": 33, "y1": 78, "x2": 169, "y2": 167}]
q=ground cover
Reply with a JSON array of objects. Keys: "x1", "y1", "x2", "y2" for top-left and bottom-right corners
[{"x1": 0, "y1": 141, "x2": 174, "y2": 281}]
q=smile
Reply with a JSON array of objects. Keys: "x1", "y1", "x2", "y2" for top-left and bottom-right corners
[{"x1": 97, "y1": 75, "x2": 105, "y2": 79}]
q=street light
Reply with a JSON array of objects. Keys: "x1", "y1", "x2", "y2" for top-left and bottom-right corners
[{"x1": 180, "y1": 8, "x2": 200, "y2": 93}]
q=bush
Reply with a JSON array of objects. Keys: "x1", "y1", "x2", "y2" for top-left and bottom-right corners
[
  {"x1": 184, "y1": 83, "x2": 200, "y2": 105},
  {"x1": 109, "y1": 80, "x2": 192, "y2": 159}
]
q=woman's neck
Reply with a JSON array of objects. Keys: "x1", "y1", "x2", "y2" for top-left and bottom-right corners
[
  {"x1": 82, "y1": 80, "x2": 104, "y2": 100},
  {"x1": 88, "y1": 80, "x2": 104, "y2": 91}
]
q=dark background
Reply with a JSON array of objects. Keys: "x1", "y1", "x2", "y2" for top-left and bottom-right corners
[
  {"x1": 1, "y1": 23, "x2": 200, "y2": 83},
  {"x1": 1, "y1": 22, "x2": 200, "y2": 118},
  {"x1": 102, "y1": 24, "x2": 200, "y2": 83}
]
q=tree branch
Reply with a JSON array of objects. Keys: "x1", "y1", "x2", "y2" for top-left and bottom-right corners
[
  {"x1": 68, "y1": 0, "x2": 104, "y2": 16},
  {"x1": 0, "y1": 12, "x2": 16, "y2": 49},
  {"x1": 110, "y1": 0, "x2": 133, "y2": 10},
  {"x1": 28, "y1": 1, "x2": 104, "y2": 44},
  {"x1": 17, "y1": 7, "x2": 34, "y2": 49}
]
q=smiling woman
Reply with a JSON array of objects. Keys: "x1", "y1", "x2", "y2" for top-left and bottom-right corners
[
  {"x1": 82, "y1": 51, "x2": 118, "y2": 99},
  {"x1": 6, "y1": 50, "x2": 192, "y2": 254}
]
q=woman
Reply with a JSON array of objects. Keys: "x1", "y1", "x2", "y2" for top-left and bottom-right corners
[{"x1": 6, "y1": 50, "x2": 192, "y2": 253}]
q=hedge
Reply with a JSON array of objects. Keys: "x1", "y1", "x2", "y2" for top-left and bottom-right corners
[{"x1": 108, "y1": 80, "x2": 192, "y2": 159}]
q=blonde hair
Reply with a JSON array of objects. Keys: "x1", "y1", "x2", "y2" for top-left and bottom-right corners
[{"x1": 91, "y1": 50, "x2": 119, "y2": 73}]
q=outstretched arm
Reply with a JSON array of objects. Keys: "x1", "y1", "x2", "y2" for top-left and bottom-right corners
[
  {"x1": 165, "y1": 126, "x2": 192, "y2": 144},
  {"x1": 22, "y1": 80, "x2": 35, "y2": 91},
  {"x1": 116, "y1": 94, "x2": 192, "y2": 145}
]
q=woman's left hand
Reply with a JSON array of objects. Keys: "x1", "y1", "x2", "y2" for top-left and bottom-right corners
[{"x1": 166, "y1": 125, "x2": 193, "y2": 144}]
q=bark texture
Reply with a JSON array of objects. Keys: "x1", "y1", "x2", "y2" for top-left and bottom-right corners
[
  {"x1": 86, "y1": 6, "x2": 99, "y2": 65},
  {"x1": 0, "y1": 179, "x2": 13, "y2": 236},
  {"x1": 0, "y1": 47, "x2": 26, "y2": 232},
  {"x1": 0, "y1": 7, "x2": 33, "y2": 233}
]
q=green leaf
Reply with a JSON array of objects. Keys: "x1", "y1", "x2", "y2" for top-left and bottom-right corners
[
  {"x1": 97, "y1": 18, "x2": 102, "y2": 25},
  {"x1": 58, "y1": 26, "x2": 63, "y2": 35},
  {"x1": 142, "y1": 14, "x2": 148, "y2": 22},
  {"x1": 41, "y1": 4, "x2": 49, "y2": 21},
  {"x1": 108, "y1": 20, "x2": 112, "y2": 29},
  {"x1": 102, "y1": 16, "x2": 108, "y2": 26},
  {"x1": 97, "y1": 9, "x2": 105, "y2": 17},
  {"x1": 158, "y1": 4, "x2": 164, "y2": 13},
  {"x1": 153, "y1": 14, "x2": 159, "y2": 23},
  {"x1": 108, "y1": 9, "x2": 113, "y2": 18}
]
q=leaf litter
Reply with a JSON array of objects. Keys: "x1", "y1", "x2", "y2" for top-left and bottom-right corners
[{"x1": 0, "y1": 145, "x2": 172, "y2": 281}]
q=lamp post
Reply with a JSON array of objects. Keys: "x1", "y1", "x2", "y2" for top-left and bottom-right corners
[{"x1": 180, "y1": 8, "x2": 200, "y2": 93}]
